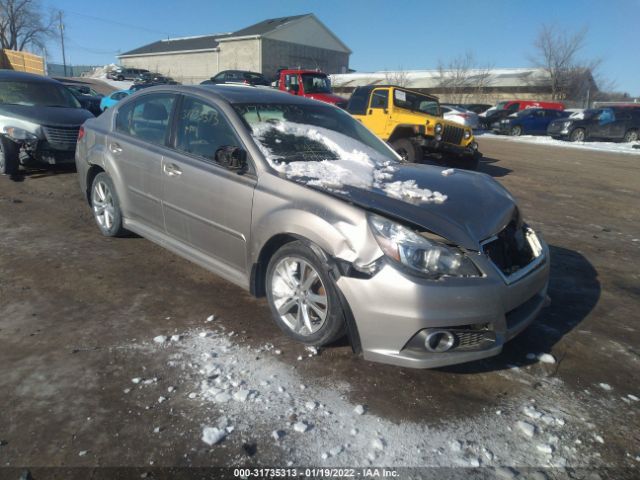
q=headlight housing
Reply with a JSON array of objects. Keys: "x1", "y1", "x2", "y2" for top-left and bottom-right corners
[
  {"x1": 368, "y1": 214, "x2": 480, "y2": 279},
  {"x1": 434, "y1": 123, "x2": 443, "y2": 134},
  {"x1": 464, "y1": 129, "x2": 471, "y2": 139},
  {"x1": 3, "y1": 126, "x2": 38, "y2": 142}
]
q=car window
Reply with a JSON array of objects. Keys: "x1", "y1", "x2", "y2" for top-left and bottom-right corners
[
  {"x1": 507, "y1": 103, "x2": 520, "y2": 111},
  {"x1": 175, "y1": 97, "x2": 241, "y2": 163},
  {"x1": 213, "y1": 73, "x2": 225, "y2": 82},
  {"x1": 111, "y1": 92, "x2": 127, "y2": 100},
  {"x1": 285, "y1": 74, "x2": 299, "y2": 90},
  {"x1": 369, "y1": 89, "x2": 389, "y2": 109},
  {"x1": 115, "y1": 94, "x2": 175, "y2": 146}
]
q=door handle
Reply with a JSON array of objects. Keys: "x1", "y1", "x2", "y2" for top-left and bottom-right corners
[
  {"x1": 163, "y1": 163, "x2": 182, "y2": 176},
  {"x1": 109, "y1": 142, "x2": 122, "y2": 154}
]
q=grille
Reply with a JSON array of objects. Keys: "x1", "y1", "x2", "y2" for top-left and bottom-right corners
[
  {"x1": 483, "y1": 222, "x2": 536, "y2": 276},
  {"x1": 455, "y1": 331, "x2": 486, "y2": 348},
  {"x1": 42, "y1": 126, "x2": 81, "y2": 145},
  {"x1": 441, "y1": 124, "x2": 465, "y2": 145}
]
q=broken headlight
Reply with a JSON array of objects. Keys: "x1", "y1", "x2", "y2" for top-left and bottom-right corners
[
  {"x1": 3, "y1": 126, "x2": 38, "y2": 142},
  {"x1": 368, "y1": 214, "x2": 480, "y2": 278}
]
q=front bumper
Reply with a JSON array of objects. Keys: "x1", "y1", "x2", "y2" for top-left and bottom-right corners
[
  {"x1": 18, "y1": 140, "x2": 77, "y2": 166},
  {"x1": 336, "y1": 243, "x2": 550, "y2": 368},
  {"x1": 420, "y1": 137, "x2": 481, "y2": 158}
]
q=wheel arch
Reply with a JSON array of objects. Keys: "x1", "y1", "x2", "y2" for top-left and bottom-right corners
[
  {"x1": 85, "y1": 164, "x2": 105, "y2": 204},
  {"x1": 388, "y1": 125, "x2": 421, "y2": 143}
]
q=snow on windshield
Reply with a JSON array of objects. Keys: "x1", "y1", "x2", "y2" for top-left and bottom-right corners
[{"x1": 251, "y1": 121, "x2": 447, "y2": 204}]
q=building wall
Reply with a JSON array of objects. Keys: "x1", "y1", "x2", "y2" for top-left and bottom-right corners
[
  {"x1": 265, "y1": 16, "x2": 349, "y2": 53},
  {"x1": 216, "y1": 38, "x2": 262, "y2": 75},
  {"x1": 120, "y1": 50, "x2": 219, "y2": 84},
  {"x1": 261, "y1": 38, "x2": 349, "y2": 79}
]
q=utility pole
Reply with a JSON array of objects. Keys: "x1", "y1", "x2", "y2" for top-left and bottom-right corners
[{"x1": 58, "y1": 11, "x2": 67, "y2": 76}]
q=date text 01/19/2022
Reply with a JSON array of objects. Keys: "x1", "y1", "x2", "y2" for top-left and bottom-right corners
[{"x1": 232, "y1": 468, "x2": 399, "y2": 477}]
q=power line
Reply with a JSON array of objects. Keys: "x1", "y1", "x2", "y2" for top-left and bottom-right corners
[{"x1": 64, "y1": 10, "x2": 176, "y2": 37}]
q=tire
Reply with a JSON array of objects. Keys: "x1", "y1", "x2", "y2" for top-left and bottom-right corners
[
  {"x1": 90, "y1": 172, "x2": 127, "y2": 237},
  {"x1": 623, "y1": 129, "x2": 638, "y2": 143},
  {"x1": 569, "y1": 128, "x2": 586, "y2": 142},
  {"x1": 510, "y1": 125, "x2": 522, "y2": 136},
  {"x1": 117, "y1": 75, "x2": 124, "y2": 81},
  {"x1": 0, "y1": 136, "x2": 19, "y2": 176},
  {"x1": 265, "y1": 241, "x2": 346, "y2": 346},
  {"x1": 391, "y1": 138, "x2": 422, "y2": 162}
]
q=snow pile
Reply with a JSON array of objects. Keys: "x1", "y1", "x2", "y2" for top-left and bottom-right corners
[
  {"x1": 479, "y1": 132, "x2": 640, "y2": 155},
  {"x1": 252, "y1": 121, "x2": 447, "y2": 203},
  {"x1": 159, "y1": 327, "x2": 610, "y2": 469}
]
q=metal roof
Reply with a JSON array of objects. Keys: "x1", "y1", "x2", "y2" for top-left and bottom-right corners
[
  {"x1": 330, "y1": 68, "x2": 553, "y2": 90},
  {"x1": 120, "y1": 14, "x2": 312, "y2": 57}
]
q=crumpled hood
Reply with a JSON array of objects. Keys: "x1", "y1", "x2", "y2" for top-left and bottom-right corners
[
  {"x1": 314, "y1": 164, "x2": 519, "y2": 250},
  {"x1": 306, "y1": 93, "x2": 346, "y2": 106},
  {"x1": 0, "y1": 104, "x2": 93, "y2": 126}
]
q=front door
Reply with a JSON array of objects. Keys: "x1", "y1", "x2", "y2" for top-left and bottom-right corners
[
  {"x1": 161, "y1": 95, "x2": 256, "y2": 274},
  {"x1": 366, "y1": 88, "x2": 390, "y2": 137},
  {"x1": 110, "y1": 93, "x2": 176, "y2": 231}
]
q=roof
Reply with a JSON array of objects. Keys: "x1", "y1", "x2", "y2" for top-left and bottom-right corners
[
  {"x1": 331, "y1": 68, "x2": 555, "y2": 90},
  {"x1": 230, "y1": 14, "x2": 311, "y2": 37},
  {"x1": 0, "y1": 70, "x2": 56, "y2": 82},
  {"x1": 120, "y1": 14, "x2": 312, "y2": 57},
  {"x1": 120, "y1": 33, "x2": 232, "y2": 56}
]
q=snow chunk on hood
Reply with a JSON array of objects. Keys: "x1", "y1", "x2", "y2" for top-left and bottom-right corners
[{"x1": 252, "y1": 121, "x2": 447, "y2": 204}]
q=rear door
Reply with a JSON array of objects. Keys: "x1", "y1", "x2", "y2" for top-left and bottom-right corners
[
  {"x1": 161, "y1": 95, "x2": 256, "y2": 274},
  {"x1": 110, "y1": 93, "x2": 177, "y2": 231}
]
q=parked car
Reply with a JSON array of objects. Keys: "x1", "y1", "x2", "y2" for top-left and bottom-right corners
[
  {"x1": 276, "y1": 69, "x2": 346, "y2": 108},
  {"x1": 75, "y1": 84, "x2": 549, "y2": 369},
  {"x1": 0, "y1": 70, "x2": 93, "y2": 175},
  {"x1": 347, "y1": 85, "x2": 480, "y2": 168},
  {"x1": 108, "y1": 68, "x2": 149, "y2": 81},
  {"x1": 495, "y1": 100, "x2": 565, "y2": 112},
  {"x1": 100, "y1": 90, "x2": 132, "y2": 111},
  {"x1": 441, "y1": 104, "x2": 480, "y2": 129},
  {"x1": 547, "y1": 107, "x2": 640, "y2": 142},
  {"x1": 203, "y1": 70, "x2": 270, "y2": 86},
  {"x1": 494, "y1": 108, "x2": 570, "y2": 136},
  {"x1": 479, "y1": 109, "x2": 514, "y2": 130},
  {"x1": 133, "y1": 72, "x2": 178, "y2": 85},
  {"x1": 62, "y1": 83, "x2": 103, "y2": 116}
]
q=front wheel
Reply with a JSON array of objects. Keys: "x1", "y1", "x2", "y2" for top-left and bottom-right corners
[
  {"x1": 391, "y1": 138, "x2": 422, "y2": 163},
  {"x1": 0, "y1": 136, "x2": 19, "y2": 176},
  {"x1": 570, "y1": 128, "x2": 586, "y2": 142},
  {"x1": 510, "y1": 125, "x2": 522, "y2": 136},
  {"x1": 90, "y1": 172, "x2": 127, "y2": 237},
  {"x1": 623, "y1": 129, "x2": 638, "y2": 143},
  {"x1": 266, "y1": 241, "x2": 346, "y2": 346}
]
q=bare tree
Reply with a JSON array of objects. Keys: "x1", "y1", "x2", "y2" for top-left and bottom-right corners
[
  {"x1": 530, "y1": 24, "x2": 599, "y2": 102},
  {"x1": 0, "y1": 0, "x2": 55, "y2": 52},
  {"x1": 435, "y1": 52, "x2": 494, "y2": 104},
  {"x1": 384, "y1": 68, "x2": 409, "y2": 87}
]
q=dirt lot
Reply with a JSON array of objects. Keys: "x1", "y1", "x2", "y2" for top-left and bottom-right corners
[{"x1": 0, "y1": 138, "x2": 639, "y2": 479}]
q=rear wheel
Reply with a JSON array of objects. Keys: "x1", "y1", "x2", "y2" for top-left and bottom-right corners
[
  {"x1": 0, "y1": 136, "x2": 19, "y2": 176},
  {"x1": 510, "y1": 125, "x2": 522, "y2": 136},
  {"x1": 90, "y1": 172, "x2": 127, "y2": 237},
  {"x1": 266, "y1": 241, "x2": 346, "y2": 346},
  {"x1": 391, "y1": 138, "x2": 422, "y2": 162},
  {"x1": 570, "y1": 128, "x2": 586, "y2": 142},
  {"x1": 623, "y1": 129, "x2": 638, "y2": 143}
]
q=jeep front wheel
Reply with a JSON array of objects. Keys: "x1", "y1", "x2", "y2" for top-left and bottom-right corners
[{"x1": 391, "y1": 138, "x2": 422, "y2": 163}]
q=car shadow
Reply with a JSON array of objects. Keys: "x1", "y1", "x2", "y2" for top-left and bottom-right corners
[
  {"x1": 438, "y1": 244, "x2": 600, "y2": 374},
  {"x1": 8, "y1": 164, "x2": 77, "y2": 181},
  {"x1": 477, "y1": 156, "x2": 512, "y2": 177}
]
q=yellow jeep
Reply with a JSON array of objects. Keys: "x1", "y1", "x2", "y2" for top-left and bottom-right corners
[{"x1": 347, "y1": 85, "x2": 481, "y2": 169}]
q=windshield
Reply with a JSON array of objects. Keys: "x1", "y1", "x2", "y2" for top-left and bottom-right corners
[
  {"x1": 0, "y1": 81, "x2": 81, "y2": 108},
  {"x1": 300, "y1": 74, "x2": 331, "y2": 94},
  {"x1": 392, "y1": 89, "x2": 440, "y2": 116}
]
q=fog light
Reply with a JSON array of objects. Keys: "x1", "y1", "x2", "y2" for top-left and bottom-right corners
[{"x1": 425, "y1": 330, "x2": 456, "y2": 352}]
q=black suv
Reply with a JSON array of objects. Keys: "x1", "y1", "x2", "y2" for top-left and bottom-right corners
[
  {"x1": 547, "y1": 107, "x2": 640, "y2": 142},
  {"x1": 201, "y1": 70, "x2": 270, "y2": 86},
  {"x1": 107, "y1": 68, "x2": 149, "y2": 81},
  {"x1": 0, "y1": 71, "x2": 93, "y2": 175}
]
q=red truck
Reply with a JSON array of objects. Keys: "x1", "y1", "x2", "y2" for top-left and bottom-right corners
[{"x1": 276, "y1": 69, "x2": 347, "y2": 108}]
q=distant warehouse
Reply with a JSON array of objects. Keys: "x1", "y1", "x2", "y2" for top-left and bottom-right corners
[{"x1": 118, "y1": 14, "x2": 351, "y2": 84}]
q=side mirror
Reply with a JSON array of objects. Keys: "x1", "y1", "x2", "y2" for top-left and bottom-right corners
[{"x1": 215, "y1": 146, "x2": 248, "y2": 173}]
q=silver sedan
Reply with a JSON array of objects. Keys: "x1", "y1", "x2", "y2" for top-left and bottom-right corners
[{"x1": 75, "y1": 85, "x2": 549, "y2": 368}]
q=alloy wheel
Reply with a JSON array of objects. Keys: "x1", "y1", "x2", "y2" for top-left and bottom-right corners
[
  {"x1": 92, "y1": 180, "x2": 116, "y2": 232},
  {"x1": 270, "y1": 256, "x2": 328, "y2": 336}
]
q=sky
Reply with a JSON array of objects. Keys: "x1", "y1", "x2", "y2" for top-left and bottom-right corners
[{"x1": 43, "y1": 0, "x2": 639, "y2": 95}]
